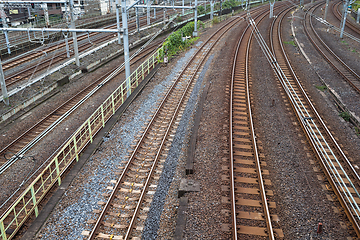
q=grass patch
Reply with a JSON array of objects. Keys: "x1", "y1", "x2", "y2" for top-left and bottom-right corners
[
  {"x1": 315, "y1": 85, "x2": 327, "y2": 91},
  {"x1": 212, "y1": 16, "x2": 220, "y2": 24},
  {"x1": 356, "y1": 127, "x2": 360, "y2": 135},
  {"x1": 339, "y1": 111, "x2": 351, "y2": 122},
  {"x1": 341, "y1": 40, "x2": 349, "y2": 45},
  {"x1": 283, "y1": 40, "x2": 296, "y2": 47}
]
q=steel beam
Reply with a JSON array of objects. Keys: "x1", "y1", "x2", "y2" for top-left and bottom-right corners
[
  {"x1": 133, "y1": 4, "x2": 193, "y2": 9},
  {"x1": 0, "y1": 27, "x2": 122, "y2": 33}
]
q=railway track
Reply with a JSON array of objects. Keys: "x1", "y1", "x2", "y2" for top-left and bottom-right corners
[
  {"x1": 1, "y1": 9, "x2": 176, "y2": 91},
  {"x1": 332, "y1": 1, "x2": 360, "y2": 36},
  {"x1": 267, "y1": 6, "x2": 360, "y2": 237},
  {"x1": 304, "y1": 3, "x2": 360, "y2": 94},
  {"x1": 0, "y1": 40, "x2": 162, "y2": 175},
  {"x1": 229, "y1": 6, "x2": 288, "y2": 239},
  {"x1": 84, "y1": 16, "x2": 243, "y2": 240}
]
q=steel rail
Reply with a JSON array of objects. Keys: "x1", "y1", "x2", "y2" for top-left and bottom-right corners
[
  {"x1": 303, "y1": 19, "x2": 360, "y2": 95},
  {"x1": 271, "y1": 7, "x2": 360, "y2": 237},
  {"x1": 0, "y1": 42, "x2": 160, "y2": 175},
  {"x1": 333, "y1": 1, "x2": 360, "y2": 36},
  {"x1": 301, "y1": 5, "x2": 360, "y2": 184},
  {"x1": 309, "y1": 3, "x2": 360, "y2": 82},
  {"x1": 1, "y1": 9, "x2": 175, "y2": 90},
  {"x1": 0, "y1": 13, "x2": 176, "y2": 177},
  {"x1": 88, "y1": 16, "x2": 243, "y2": 240},
  {"x1": 230, "y1": 6, "x2": 284, "y2": 238}
]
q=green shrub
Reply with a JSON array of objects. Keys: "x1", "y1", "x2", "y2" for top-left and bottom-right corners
[
  {"x1": 162, "y1": 21, "x2": 202, "y2": 59},
  {"x1": 197, "y1": 5, "x2": 206, "y2": 15}
]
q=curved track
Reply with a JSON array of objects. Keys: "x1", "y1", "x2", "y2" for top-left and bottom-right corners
[
  {"x1": 270, "y1": 6, "x2": 360, "y2": 237},
  {"x1": 332, "y1": 1, "x2": 360, "y2": 36},
  {"x1": 86, "y1": 16, "x2": 243, "y2": 240},
  {"x1": 304, "y1": 3, "x2": 360, "y2": 94}
]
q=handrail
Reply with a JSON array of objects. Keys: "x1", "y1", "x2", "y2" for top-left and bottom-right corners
[{"x1": 0, "y1": 46, "x2": 162, "y2": 240}]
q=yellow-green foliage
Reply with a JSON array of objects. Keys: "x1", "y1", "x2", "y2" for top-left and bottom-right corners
[{"x1": 160, "y1": 21, "x2": 203, "y2": 60}]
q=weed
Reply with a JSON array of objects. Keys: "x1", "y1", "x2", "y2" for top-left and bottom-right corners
[
  {"x1": 315, "y1": 85, "x2": 327, "y2": 91},
  {"x1": 355, "y1": 127, "x2": 360, "y2": 135},
  {"x1": 283, "y1": 41, "x2": 296, "y2": 46},
  {"x1": 341, "y1": 40, "x2": 348, "y2": 45},
  {"x1": 339, "y1": 111, "x2": 351, "y2": 122},
  {"x1": 212, "y1": 17, "x2": 219, "y2": 24}
]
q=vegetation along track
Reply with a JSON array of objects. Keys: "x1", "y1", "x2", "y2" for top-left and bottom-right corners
[
  {"x1": 84, "y1": 16, "x2": 243, "y2": 240},
  {"x1": 229, "y1": 6, "x2": 289, "y2": 239},
  {"x1": 268, "y1": 6, "x2": 360, "y2": 237},
  {"x1": 304, "y1": 2, "x2": 360, "y2": 93}
]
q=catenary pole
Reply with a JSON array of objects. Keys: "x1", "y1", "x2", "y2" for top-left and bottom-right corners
[
  {"x1": 0, "y1": 58, "x2": 9, "y2": 105},
  {"x1": 121, "y1": 0, "x2": 131, "y2": 96},
  {"x1": 69, "y1": 0, "x2": 80, "y2": 66}
]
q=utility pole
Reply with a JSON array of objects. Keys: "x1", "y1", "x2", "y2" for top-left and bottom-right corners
[
  {"x1": 136, "y1": 7, "x2": 140, "y2": 32},
  {"x1": 42, "y1": 3, "x2": 50, "y2": 26},
  {"x1": 0, "y1": 58, "x2": 9, "y2": 105},
  {"x1": 210, "y1": 0, "x2": 214, "y2": 19},
  {"x1": 147, "y1": 0, "x2": 150, "y2": 24},
  {"x1": 121, "y1": 0, "x2": 131, "y2": 96},
  {"x1": 324, "y1": 0, "x2": 329, "y2": 21},
  {"x1": 220, "y1": 0, "x2": 222, "y2": 15},
  {"x1": 269, "y1": 1, "x2": 274, "y2": 18},
  {"x1": 0, "y1": 4, "x2": 11, "y2": 54},
  {"x1": 116, "y1": 0, "x2": 122, "y2": 44},
  {"x1": 182, "y1": 0, "x2": 184, "y2": 15},
  {"x1": 193, "y1": 0, "x2": 198, "y2": 36},
  {"x1": 340, "y1": 0, "x2": 350, "y2": 38},
  {"x1": 69, "y1": 0, "x2": 80, "y2": 66},
  {"x1": 357, "y1": 8, "x2": 360, "y2": 23}
]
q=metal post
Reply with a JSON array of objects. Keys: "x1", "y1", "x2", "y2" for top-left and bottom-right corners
[
  {"x1": 42, "y1": 3, "x2": 50, "y2": 26},
  {"x1": 69, "y1": 0, "x2": 80, "y2": 66},
  {"x1": 0, "y1": 58, "x2": 9, "y2": 105},
  {"x1": 340, "y1": 0, "x2": 349, "y2": 38},
  {"x1": 64, "y1": 34, "x2": 70, "y2": 58},
  {"x1": 182, "y1": 0, "x2": 184, "y2": 15},
  {"x1": 193, "y1": 0, "x2": 198, "y2": 36},
  {"x1": 0, "y1": 4, "x2": 11, "y2": 54},
  {"x1": 220, "y1": 0, "x2": 222, "y2": 15},
  {"x1": 324, "y1": 0, "x2": 329, "y2": 21},
  {"x1": 121, "y1": 0, "x2": 131, "y2": 96},
  {"x1": 300, "y1": 0, "x2": 303, "y2": 7},
  {"x1": 357, "y1": 8, "x2": 360, "y2": 23},
  {"x1": 269, "y1": 1, "x2": 274, "y2": 18},
  {"x1": 154, "y1": 7, "x2": 156, "y2": 18},
  {"x1": 210, "y1": 0, "x2": 213, "y2": 19},
  {"x1": 116, "y1": 0, "x2": 121, "y2": 44},
  {"x1": 147, "y1": 0, "x2": 150, "y2": 24},
  {"x1": 27, "y1": 7, "x2": 32, "y2": 26},
  {"x1": 136, "y1": 7, "x2": 140, "y2": 32},
  {"x1": 163, "y1": 5, "x2": 166, "y2": 25}
]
